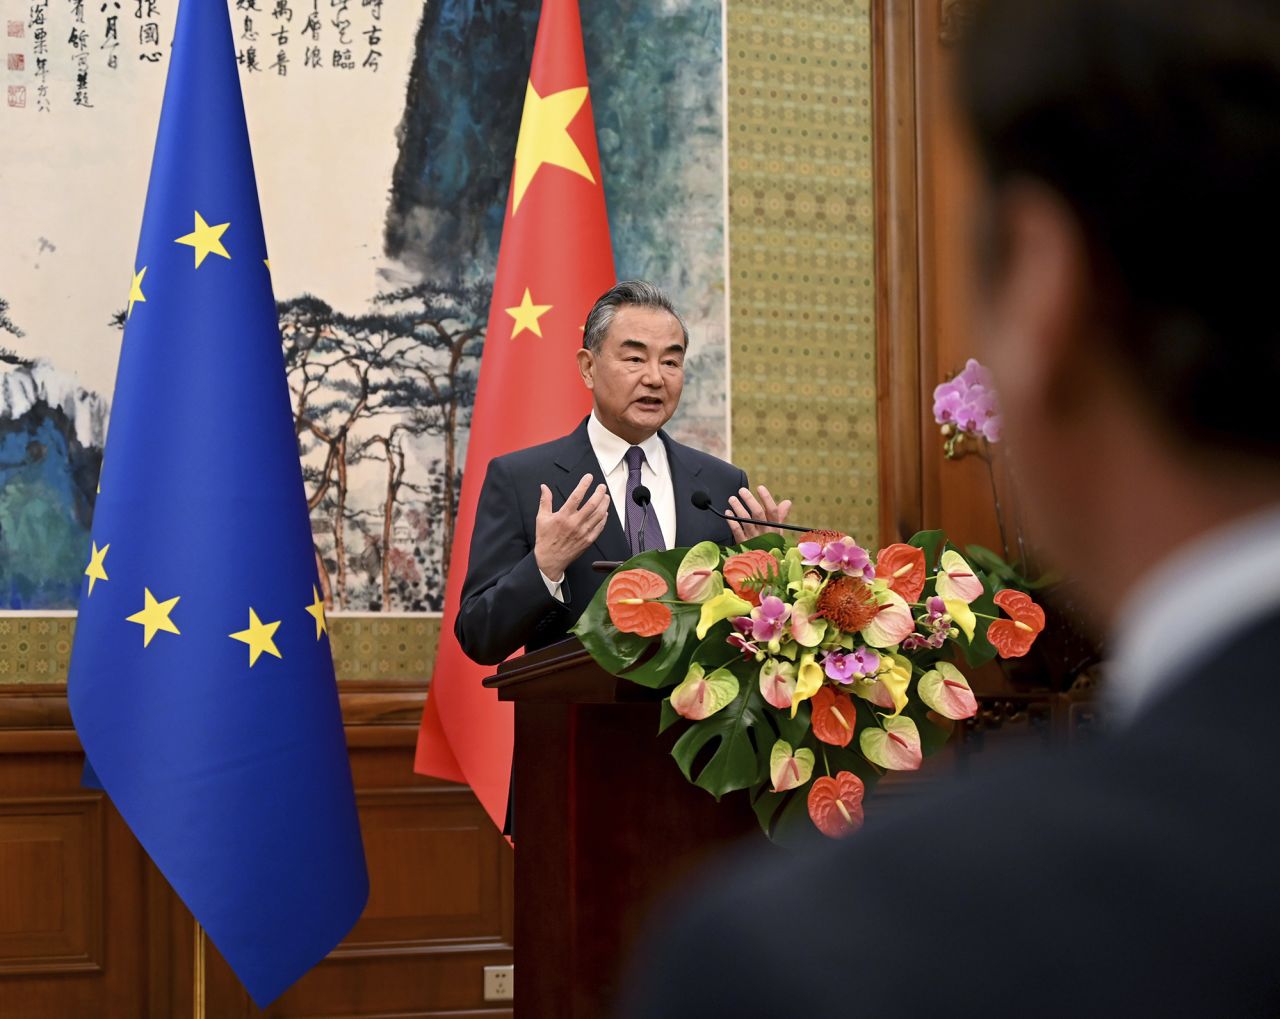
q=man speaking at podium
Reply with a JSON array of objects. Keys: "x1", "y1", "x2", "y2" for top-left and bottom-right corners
[{"x1": 455, "y1": 280, "x2": 792, "y2": 666}]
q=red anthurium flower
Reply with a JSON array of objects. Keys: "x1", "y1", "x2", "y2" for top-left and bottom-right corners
[
  {"x1": 807, "y1": 771, "x2": 865, "y2": 838},
  {"x1": 874, "y1": 543, "x2": 926, "y2": 602},
  {"x1": 987, "y1": 589, "x2": 1046, "y2": 659},
  {"x1": 810, "y1": 686, "x2": 857, "y2": 747},
  {"x1": 722, "y1": 550, "x2": 779, "y2": 607},
  {"x1": 606, "y1": 569, "x2": 672, "y2": 637}
]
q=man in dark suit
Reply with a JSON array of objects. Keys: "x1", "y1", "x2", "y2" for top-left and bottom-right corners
[
  {"x1": 620, "y1": 1, "x2": 1280, "y2": 1015},
  {"x1": 455, "y1": 280, "x2": 792, "y2": 666}
]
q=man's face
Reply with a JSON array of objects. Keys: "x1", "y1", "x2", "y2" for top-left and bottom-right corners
[{"x1": 577, "y1": 305, "x2": 686, "y2": 444}]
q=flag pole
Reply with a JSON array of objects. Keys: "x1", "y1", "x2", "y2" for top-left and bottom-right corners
[{"x1": 193, "y1": 920, "x2": 206, "y2": 1019}]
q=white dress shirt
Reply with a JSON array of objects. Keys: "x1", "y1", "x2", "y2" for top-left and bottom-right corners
[
  {"x1": 540, "y1": 412, "x2": 678, "y2": 602},
  {"x1": 1107, "y1": 503, "x2": 1280, "y2": 725}
]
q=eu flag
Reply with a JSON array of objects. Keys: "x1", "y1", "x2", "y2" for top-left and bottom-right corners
[{"x1": 66, "y1": 0, "x2": 368, "y2": 1006}]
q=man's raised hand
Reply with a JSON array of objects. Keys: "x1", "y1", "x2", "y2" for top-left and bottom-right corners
[{"x1": 534, "y1": 474, "x2": 611, "y2": 581}]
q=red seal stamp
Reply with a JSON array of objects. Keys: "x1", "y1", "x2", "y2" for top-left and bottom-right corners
[
  {"x1": 7, "y1": 84, "x2": 25, "y2": 108},
  {"x1": 6, "y1": 21, "x2": 23, "y2": 39},
  {"x1": 6, "y1": 53, "x2": 24, "y2": 71}
]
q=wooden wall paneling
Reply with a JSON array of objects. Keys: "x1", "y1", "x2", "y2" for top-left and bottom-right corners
[
  {"x1": 0, "y1": 684, "x2": 153, "y2": 1019},
  {"x1": 0, "y1": 680, "x2": 513, "y2": 1018},
  {"x1": 192, "y1": 686, "x2": 514, "y2": 1019},
  {"x1": 874, "y1": 0, "x2": 924, "y2": 545}
]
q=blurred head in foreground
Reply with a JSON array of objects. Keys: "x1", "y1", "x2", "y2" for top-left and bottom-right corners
[{"x1": 961, "y1": 0, "x2": 1280, "y2": 628}]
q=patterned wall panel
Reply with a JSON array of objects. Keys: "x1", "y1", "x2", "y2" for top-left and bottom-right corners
[
  {"x1": 0, "y1": 0, "x2": 876, "y2": 684},
  {"x1": 726, "y1": 0, "x2": 877, "y2": 543}
]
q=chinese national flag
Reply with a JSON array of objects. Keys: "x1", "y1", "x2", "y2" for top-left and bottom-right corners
[{"x1": 414, "y1": 0, "x2": 615, "y2": 832}]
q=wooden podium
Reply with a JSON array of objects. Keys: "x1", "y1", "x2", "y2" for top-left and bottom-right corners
[{"x1": 484, "y1": 638, "x2": 758, "y2": 1017}]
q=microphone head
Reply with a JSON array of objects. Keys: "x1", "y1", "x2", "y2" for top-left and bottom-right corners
[
  {"x1": 631, "y1": 485, "x2": 652, "y2": 508},
  {"x1": 690, "y1": 490, "x2": 712, "y2": 510}
]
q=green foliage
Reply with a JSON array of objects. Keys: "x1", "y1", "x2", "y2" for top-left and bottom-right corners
[{"x1": 670, "y1": 666, "x2": 766, "y2": 800}]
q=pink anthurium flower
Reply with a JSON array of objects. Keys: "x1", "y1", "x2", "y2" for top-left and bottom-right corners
[
  {"x1": 918, "y1": 661, "x2": 978, "y2": 720},
  {"x1": 790, "y1": 594, "x2": 827, "y2": 648},
  {"x1": 676, "y1": 541, "x2": 723, "y2": 603},
  {"x1": 769, "y1": 739, "x2": 815, "y2": 793},
  {"x1": 758, "y1": 659, "x2": 798, "y2": 710},
  {"x1": 934, "y1": 550, "x2": 983, "y2": 604},
  {"x1": 669, "y1": 663, "x2": 739, "y2": 721},
  {"x1": 860, "y1": 590, "x2": 915, "y2": 648},
  {"x1": 859, "y1": 714, "x2": 923, "y2": 771}
]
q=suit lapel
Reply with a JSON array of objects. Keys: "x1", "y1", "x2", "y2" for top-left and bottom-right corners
[
  {"x1": 553, "y1": 419, "x2": 630, "y2": 563},
  {"x1": 662, "y1": 432, "x2": 706, "y2": 547}
]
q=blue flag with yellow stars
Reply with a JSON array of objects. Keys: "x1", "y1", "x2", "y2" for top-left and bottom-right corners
[{"x1": 66, "y1": 0, "x2": 368, "y2": 1006}]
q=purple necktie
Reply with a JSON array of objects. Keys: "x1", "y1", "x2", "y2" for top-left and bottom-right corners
[{"x1": 624, "y1": 445, "x2": 665, "y2": 555}]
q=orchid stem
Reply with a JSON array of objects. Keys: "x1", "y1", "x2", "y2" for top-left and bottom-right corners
[
  {"x1": 821, "y1": 746, "x2": 831, "y2": 777},
  {"x1": 983, "y1": 452, "x2": 1012, "y2": 562}
]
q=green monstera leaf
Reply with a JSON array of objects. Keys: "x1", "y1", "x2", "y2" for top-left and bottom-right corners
[
  {"x1": 572, "y1": 547, "x2": 700, "y2": 688},
  {"x1": 670, "y1": 669, "x2": 766, "y2": 799}
]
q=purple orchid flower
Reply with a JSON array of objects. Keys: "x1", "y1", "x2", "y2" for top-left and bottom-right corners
[
  {"x1": 750, "y1": 595, "x2": 791, "y2": 643},
  {"x1": 819, "y1": 540, "x2": 876, "y2": 582},
  {"x1": 798, "y1": 541, "x2": 824, "y2": 566},
  {"x1": 726, "y1": 631, "x2": 759, "y2": 658},
  {"x1": 924, "y1": 596, "x2": 947, "y2": 625},
  {"x1": 822, "y1": 651, "x2": 857, "y2": 683},
  {"x1": 933, "y1": 358, "x2": 1003, "y2": 443},
  {"x1": 849, "y1": 647, "x2": 880, "y2": 677}
]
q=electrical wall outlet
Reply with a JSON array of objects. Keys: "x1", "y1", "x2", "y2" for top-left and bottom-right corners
[{"x1": 484, "y1": 964, "x2": 514, "y2": 1002}]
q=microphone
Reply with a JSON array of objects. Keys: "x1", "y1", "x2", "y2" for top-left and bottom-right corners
[
  {"x1": 690, "y1": 490, "x2": 816, "y2": 535},
  {"x1": 631, "y1": 485, "x2": 652, "y2": 553}
]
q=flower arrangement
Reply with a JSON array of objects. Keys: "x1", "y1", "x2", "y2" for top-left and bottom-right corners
[{"x1": 572, "y1": 529, "x2": 1045, "y2": 842}]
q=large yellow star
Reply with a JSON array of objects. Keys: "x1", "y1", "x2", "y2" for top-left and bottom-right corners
[
  {"x1": 174, "y1": 211, "x2": 231, "y2": 268},
  {"x1": 230, "y1": 607, "x2": 282, "y2": 666},
  {"x1": 84, "y1": 541, "x2": 109, "y2": 596},
  {"x1": 127, "y1": 267, "x2": 147, "y2": 319},
  {"x1": 304, "y1": 585, "x2": 328, "y2": 640},
  {"x1": 506, "y1": 288, "x2": 553, "y2": 339},
  {"x1": 126, "y1": 587, "x2": 181, "y2": 648},
  {"x1": 510, "y1": 81, "x2": 595, "y2": 214}
]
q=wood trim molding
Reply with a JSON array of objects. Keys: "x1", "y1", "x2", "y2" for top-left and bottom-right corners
[{"x1": 873, "y1": 0, "x2": 925, "y2": 545}]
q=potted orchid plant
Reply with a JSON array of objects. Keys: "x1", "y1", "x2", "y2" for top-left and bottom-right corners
[
  {"x1": 934, "y1": 358, "x2": 1101, "y2": 688},
  {"x1": 573, "y1": 528, "x2": 1045, "y2": 843}
]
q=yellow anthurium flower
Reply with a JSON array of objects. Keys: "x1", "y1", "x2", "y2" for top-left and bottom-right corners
[
  {"x1": 876, "y1": 651, "x2": 912, "y2": 716},
  {"x1": 791, "y1": 652, "x2": 825, "y2": 718},
  {"x1": 695, "y1": 590, "x2": 753, "y2": 640},
  {"x1": 944, "y1": 598, "x2": 976, "y2": 641}
]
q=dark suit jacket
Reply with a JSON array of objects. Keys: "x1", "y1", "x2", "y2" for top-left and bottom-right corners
[
  {"x1": 455, "y1": 418, "x2": 745, "y2": 666},
  {"x1": 619, "y1": 609, "x2": 1280, "y2": 1018}
]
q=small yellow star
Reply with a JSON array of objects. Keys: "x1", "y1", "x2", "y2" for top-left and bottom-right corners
[
  {"x1": 127, "y1": 267, "x2": 147, "y2": 319},
  {"x1": 510, "y1": 81, "x2": 595, "y2": 214},
  {"x1": 175, "y1": 211, "x2": 231, "y2": 268},
  {"x1": 84, "y1": 541, "x2": 109, "y2": 596},
  {"x1": 304, "y1": 585, "x2": 328, "y2": 640},
  {"x1": 506, "y1": 288, "x2": 553, "y2": 339},
  {"x1": 264, "y1": 258, "x2": 270, "y2": 271},
  {"x1": 230, "y1": 607, "x2": 282, "y2": 667},
  {"x1": 126, "y1": 587, "x2": 181, "y2": 648}
]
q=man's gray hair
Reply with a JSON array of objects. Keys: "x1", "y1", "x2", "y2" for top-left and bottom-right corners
[{"x1": 581, "y1": 280, "x2": 689, "y2": 353}]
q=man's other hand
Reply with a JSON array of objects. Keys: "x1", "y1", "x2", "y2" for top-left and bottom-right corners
[
  {"x1": 534, "y1": 474, "x2": 611, "y2": 581},
  {"x1": 727, "y1": 485, "x2": 794, "y2": 542}
]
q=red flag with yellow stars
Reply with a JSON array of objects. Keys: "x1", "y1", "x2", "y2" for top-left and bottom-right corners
[{"x1": 414, "y1": 0, "x2": 615, "y2": 833}]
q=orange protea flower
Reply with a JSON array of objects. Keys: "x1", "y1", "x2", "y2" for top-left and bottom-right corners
[
  {"x1": 816, "y1": 575, "x2": 880, "y2": 633},
  {"x1": 987, "y1": 589, "x2": 1045, "y2": 658},
  {"x1": 606, "y1": 569, "x2": 672, "y2": 637},
  {"x1": 810, "y1": 686, "x2": 857, "y2": 747},
  {"x1": 806, "y1": 771, "x2": 865, "y2": 838},
  {"x1": 875, "y1": 543, "x2": 926, "y2": 602},
  {"x1": 796, "y1": 529, "x2": 847, "y2": 547},
  {"x1": 722, "y1": 549, "x2": 779, "y2": 607}
]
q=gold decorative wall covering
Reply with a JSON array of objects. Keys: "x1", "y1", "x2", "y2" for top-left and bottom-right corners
[
  {"x1": 0, "y1": 0, "x2": 876, "y2": 684},
  {"x1": 726, "y1": 0, "x2": 878, "y2": 544}
]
